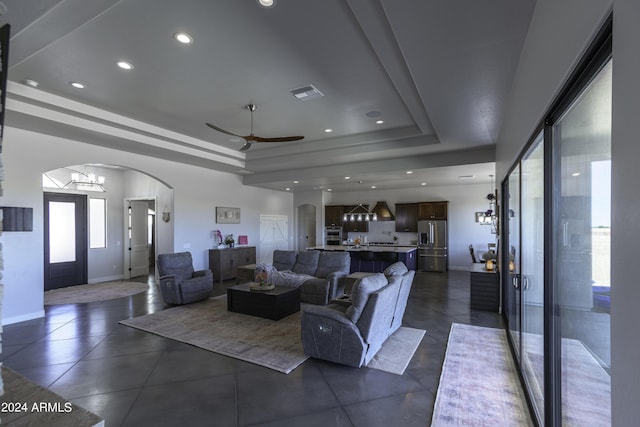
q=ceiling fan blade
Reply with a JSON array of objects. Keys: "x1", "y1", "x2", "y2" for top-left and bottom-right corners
[
  {"x1": 252, "y1": 135, "x2": 305, "y2": 143},
  {"x1": 205, "y1": 122, "x2": 243, "y2": 138},
  {"x1": 239, "y1": 142, "x2": 252, "y2": 152}
]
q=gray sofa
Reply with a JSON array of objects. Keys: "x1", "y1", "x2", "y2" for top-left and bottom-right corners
[
  {"x1": 157, "y1": 252, "x2": 213, "y2": 305},
  {"x1": 300, "y1": 262, "x2": 415, "y2": 367},
  {"x1": 257, "y1": 250, "x2": 351, "y2": 305}
]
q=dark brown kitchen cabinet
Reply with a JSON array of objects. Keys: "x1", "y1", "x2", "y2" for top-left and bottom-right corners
[
  {"x1": 342, "y1": 205, "x2": 369, "y2": 233},
  {"x1": 325, "y1": 205, "x2": 344, "y2": 227},
  {"x1": 419, "y1": 201, "x2": 449, "y2": 220},
  {"x1": 395, "y1": 203, "x2": 419, "y2": 232}
]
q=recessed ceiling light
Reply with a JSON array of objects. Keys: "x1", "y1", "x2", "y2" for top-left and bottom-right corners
[
  {"x1": 285, "y1": 187, "x2": 291, "y2": 191},
  {"x1": 257, "y1": 0, "x2": 276, "y2": 8},
  {"x1": 458, "y1": 175, "x2": 475, "y2": 180},
  {"x1": 69, "y1": 82, "x2": 85, "y2": 89},
  {"x1": 293, "y1": 180, "x2": 299, "y2": 184},
  {"x1": 572, "y1": 172, "x2": 581, "y2": 177},
  {"x1": 406, "y1": 170, "x2": 414, "y2": 174},
  {"x1": 116, "y1": 60, "x2": 134, "y2": 70},
  {"x1": 174, "y1": 32, "x2": 193, "y2": 44},
  {"x1": 344, "y1": 176, "x2": 350, "y2": 180},
  {"x1": 371, "y1": 185, "x2": 377, "y2": 189},
  {"x1": 421, "y1": 182, "x2": 427, "y2": 186},
  {"x1": 376, "y1": 120, "x2": 384, "y2": 125},
  {"x1": 24, "y1": 79, "x2": 39, "y2": 88},
  {"x1": 327, "y1": 189, "x2": 332, "y2": 192},
  {"x1": 324, "y1": 128, "x2": 333, "y2": 133}
]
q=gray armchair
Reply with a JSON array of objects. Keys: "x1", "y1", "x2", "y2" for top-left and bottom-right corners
[
  {"x1": 157, "y1": 252, "x2": 213, "y2": 305},
  {"x1": 301, "y1": 273, "x2": 402, "y2": 367}
]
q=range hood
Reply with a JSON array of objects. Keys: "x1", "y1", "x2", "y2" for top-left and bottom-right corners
[{"x1": 371, "y1": 201, "x2": 395, "y2": 221}]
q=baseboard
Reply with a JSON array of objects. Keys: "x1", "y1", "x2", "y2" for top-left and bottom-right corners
[
  {"x1": 2, "y1": 310, "x2": 45, "y2": 325},
  {"x1": 89, "y1": 274, "x2": 125, "y2": 284}
]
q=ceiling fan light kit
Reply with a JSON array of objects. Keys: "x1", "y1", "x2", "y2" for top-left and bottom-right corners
[{"x1": 206, "y1": 104, "x2": 304, "y2": 151}]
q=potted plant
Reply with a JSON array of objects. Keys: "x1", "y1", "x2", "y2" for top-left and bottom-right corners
[{"x1": 224, "y1": 234, "x2": 235, "y2": 248}]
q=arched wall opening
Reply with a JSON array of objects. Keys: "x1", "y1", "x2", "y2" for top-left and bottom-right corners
[{"x1": 42, "y1": 163, "x2": 174, "y2": 286}]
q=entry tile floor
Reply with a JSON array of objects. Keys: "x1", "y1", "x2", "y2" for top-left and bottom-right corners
[{"x1": 1, "y1": 270, "x2": 504, "y2": 426}]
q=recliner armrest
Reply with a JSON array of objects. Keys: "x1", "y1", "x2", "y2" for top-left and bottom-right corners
[
  {"x1": 302, "y1": 304, "x2": 353, "y2": 326},
  {"x1": 158, "y1": 274, "x2": 182, "y2": 305},
  {"x1": 192, "y1": 269, "x2": 212, "y2": 278}
]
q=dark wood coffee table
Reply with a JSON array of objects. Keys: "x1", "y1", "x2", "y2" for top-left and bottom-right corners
[{"x1": 227, "y1": 283, "x2": 300, "y2": 320}]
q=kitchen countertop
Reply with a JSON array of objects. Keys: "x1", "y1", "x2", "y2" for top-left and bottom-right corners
[{"x1": 308, "y1": 245, "x2": 418, "y2": 253}]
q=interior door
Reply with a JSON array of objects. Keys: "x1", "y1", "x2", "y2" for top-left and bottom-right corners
[
  {"x1": 259, "y1": 214, "x2": 288, "y2": 264},
  {"x1": 129, "y1": 200, "x2": 149, "y2": 278},
  {"x1": 44, "y1": 192, "x2": 87, "y2": 290}
]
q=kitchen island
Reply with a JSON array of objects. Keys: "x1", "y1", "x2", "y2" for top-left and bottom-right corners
[{"x1": 308, "y1": 245, "x2": 417, "y2": 273}]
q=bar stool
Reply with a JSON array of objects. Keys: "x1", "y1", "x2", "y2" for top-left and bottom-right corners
[{"x1": 377, "y1": 251, "x2": 398, "y2": 270}]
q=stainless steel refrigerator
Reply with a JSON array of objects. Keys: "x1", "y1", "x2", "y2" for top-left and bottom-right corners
[{"x1": 418, "y1": 220, "x2": 448, "y2": 272}]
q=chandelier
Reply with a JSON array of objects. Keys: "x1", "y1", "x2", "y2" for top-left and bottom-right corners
[
  {"x1": 343, "y1": 204, "x2": 378, "y2": 222},
  {"x1": 477, "y1": 174, "x2": 496, "y2": 226}
]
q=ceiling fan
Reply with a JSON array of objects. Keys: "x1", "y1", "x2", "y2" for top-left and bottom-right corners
[{"x1": 206, "y1": 104, "x2": 304, "y2": 151}]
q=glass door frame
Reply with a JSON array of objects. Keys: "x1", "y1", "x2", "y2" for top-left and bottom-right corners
[{"x1": 500, "y1": 15, "x2": 612, "y2": 427}]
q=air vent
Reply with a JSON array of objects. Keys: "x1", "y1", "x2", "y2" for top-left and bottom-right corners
[{"x1": 290, "y1": 84, "x2": 324, "y2": 101}]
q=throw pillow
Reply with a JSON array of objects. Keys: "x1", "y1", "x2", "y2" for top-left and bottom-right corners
[{"x1": 346, "y1": 273, "x2": 388, "y2": 323}]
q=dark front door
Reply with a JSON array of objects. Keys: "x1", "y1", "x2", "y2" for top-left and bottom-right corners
[{"x1": 44, "y1": 192, "x2": 88, "y2": 291}]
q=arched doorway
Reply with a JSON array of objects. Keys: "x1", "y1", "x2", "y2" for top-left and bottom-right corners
[{"x1": 42, "y1": 164, "x2": 173, "y2": 288}]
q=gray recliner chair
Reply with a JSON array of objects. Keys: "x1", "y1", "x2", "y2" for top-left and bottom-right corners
[
  {"x1": 157, "y1": 252, "x2": 213, "y2": 305},
  {"x1": 301, "y1": 273, "x2": 402, "y2": 367}
]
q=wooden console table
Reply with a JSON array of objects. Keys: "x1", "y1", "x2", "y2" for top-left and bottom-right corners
[
  {"x1": 208, "y1": 246, "x2": 256, "y2": 284},
  {"x1": 469, "y1": 263, "x2": 499, "y2": 312}
]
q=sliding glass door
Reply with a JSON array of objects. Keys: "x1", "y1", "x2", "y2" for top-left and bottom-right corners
[
  {"x1": 521, "y1": 134, "x2": 545, "y2": 423},
  {"x1": 505, "y1": 165, "x2": 521, "y2": 361},
  {"x1": 553, "y1": 58, "x2": 611, "y2": 425},
  {"x1": 501, "y1": 20, "x2": 611, "y2": 427}
]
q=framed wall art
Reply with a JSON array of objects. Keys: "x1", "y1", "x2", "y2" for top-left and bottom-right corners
[{"x1": 216, "y1": 206, "x2": 240, "y2": 224}]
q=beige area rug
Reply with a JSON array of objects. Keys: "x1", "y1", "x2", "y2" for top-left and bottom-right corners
[
  {"x1": 0, "y1": 366, "x2": 104, "y2": 427},
  {"x1": 366, "y1": 327, "x2": 425, "y2": 375},
  {"x1": 431, "y1": 323, "x2": 534, "y2": 426},
  {"x1": 44, "y1": 281, "x2": 149, "y2": 305},
  {"x1": 120, "y1": 296, "x2": 425, "y2": 375}
]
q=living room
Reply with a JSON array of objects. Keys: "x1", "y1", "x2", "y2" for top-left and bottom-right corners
[{"x1": 1, "y1": 0, "x2": 639, "y2": 426}]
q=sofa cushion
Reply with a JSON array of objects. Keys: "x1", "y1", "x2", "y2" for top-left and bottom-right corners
[
  {"x1": 315, "y1": 251, "x2": 350, "y2": 279},
  {"x1": 383, "y1": 261, "x2": 408, "y2": 278},
  {"x1": 293, "y1": 250, "x2": 321, "y2": 276},
  {"x1": 346, "y1": 273, "x2": 388, "y2": 323},
  {"x1": 273, "y1": 250, "x2": 297, "y2": 271}
]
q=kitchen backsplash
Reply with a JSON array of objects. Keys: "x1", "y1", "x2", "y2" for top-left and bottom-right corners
[{"x1": 346, "y1": 221, "x2": 418, "y2": 245}]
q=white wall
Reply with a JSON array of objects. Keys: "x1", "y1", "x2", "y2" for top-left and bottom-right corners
[
  {"x1": 0, "y1": 126, "x2": 293, "y2": 324},
  {"x1": 325, "y1": 183, "x2": 495, "y2": 270},
  {"x1": 611, "y1": 1, "x2": 640, "y2": 424}
]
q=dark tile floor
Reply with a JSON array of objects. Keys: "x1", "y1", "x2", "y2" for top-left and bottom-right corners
[{"x1": 1, "y1": 270, "x2": 504, "y2": 427}]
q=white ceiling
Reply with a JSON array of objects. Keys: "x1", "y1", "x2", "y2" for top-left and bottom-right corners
[{"x1": 1, "y1": 0, "x2": 536, "y2": 192}]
